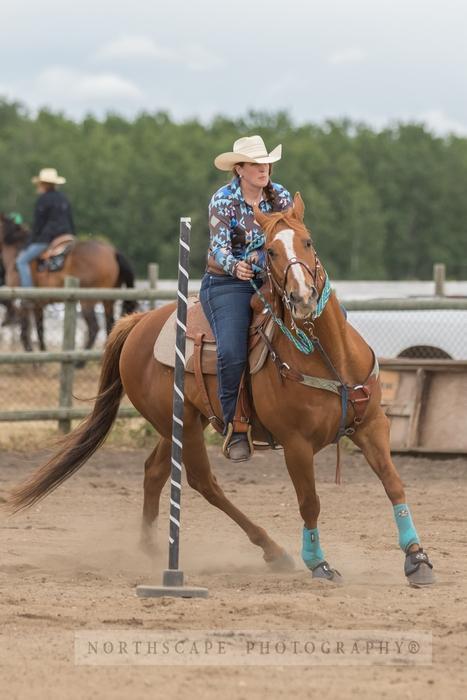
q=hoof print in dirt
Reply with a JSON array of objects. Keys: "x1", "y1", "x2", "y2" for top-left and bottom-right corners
[
  {"x1": 405, "y1": 549, "x2": 435, "y2": 587},
  {"x1": 267, "y1": 552, "x2": 296, "y2": 572},
  {"x1": 311, "y1": 561, "x2": 343, "y2": 584}
]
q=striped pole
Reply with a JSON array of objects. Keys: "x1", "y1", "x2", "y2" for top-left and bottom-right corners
[
  {"x1": 165, "y1": 217, "x2": 191, "y2": 582},
  {"x1": 136, "y1": 218, "x2": 207, "y2": 598}
]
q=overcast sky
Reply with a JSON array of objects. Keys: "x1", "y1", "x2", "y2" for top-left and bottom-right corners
[{"x1": 1, "y1": 0, "x2": 466, "y2": 134}]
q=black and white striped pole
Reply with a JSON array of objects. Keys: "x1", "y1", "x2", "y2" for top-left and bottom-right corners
[{"x1": 136, "y1": 218, "x2": 208, "y2": 599}]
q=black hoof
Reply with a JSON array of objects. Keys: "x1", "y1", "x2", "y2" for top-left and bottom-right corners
[
  {"x1": 267, "y1": 551, "x2": 295, "y2": 572},
  {"x1": 311, "y1": 560, "x2": 343, "y2": 583},
  {"x1": 405, "y1": 549, "x2": 435, "y2": 587}
]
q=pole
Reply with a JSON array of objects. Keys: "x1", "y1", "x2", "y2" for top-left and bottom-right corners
[
  {"x1": 136, "y1": 218, "x2": 208, "y2": 599},
  {"x1": 166, "y1": 219, "x2": 190, "y2": 579},
  {"x1": 433, "y1": 263, "x2": 445, "y2": 297},
  {"x1": 148, "y1": 262, "x2": 159, "y2": 311},
  {"x1": 58, "y1": 276, "x2": 79, "y2": 433}
]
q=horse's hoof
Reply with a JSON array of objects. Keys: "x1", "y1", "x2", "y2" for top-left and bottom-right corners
[
  {"x1": 311, "y1": 560, "x2": 343, "y2": 584},
  {"x1": 405, "y1": 549, "x2": 435, "y2": 587},
  {"x1": 267, "y1": 551, "x2": 295, "y2": 572}
]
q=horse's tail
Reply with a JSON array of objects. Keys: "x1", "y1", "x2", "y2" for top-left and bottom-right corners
[
  {"x1": 115, "y1": 250, "x2": 137, "y2": 315},
  {"x1": 8, "y1": 311, "x2": 146, "y2": 513}
]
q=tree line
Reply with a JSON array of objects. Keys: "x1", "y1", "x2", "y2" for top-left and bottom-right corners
[{"x1": 0, "y1": 100, "x2": 465, "y2": 279}]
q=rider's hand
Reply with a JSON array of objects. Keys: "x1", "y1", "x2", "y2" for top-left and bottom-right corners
[{"x1": 235, "y1": 260, "x2": 254, "y2": 280}]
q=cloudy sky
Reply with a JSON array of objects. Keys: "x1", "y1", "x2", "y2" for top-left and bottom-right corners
[{"x1": 1, "y1": 0, "x2": 466, "y2": 133}]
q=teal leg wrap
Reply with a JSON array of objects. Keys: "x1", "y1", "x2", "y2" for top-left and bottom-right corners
[
  {"x1": 393, "y1": 504, "x2": 420, "y2": 552},
  {"x1": 302, "y1": 526, "x2": 325, "y2": 570}
]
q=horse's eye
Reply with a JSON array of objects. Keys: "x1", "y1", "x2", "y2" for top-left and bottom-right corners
[
  {"x1": 305, "y1": 239, "x2": 312, "y2": 248},
  {"x1": 267, "y1": 248, "x2": 275, "y2": 257}
]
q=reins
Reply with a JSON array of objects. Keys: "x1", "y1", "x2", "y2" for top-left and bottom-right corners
[{"x1": 244, "y1": 229, "x2": 379, "y2": 483}]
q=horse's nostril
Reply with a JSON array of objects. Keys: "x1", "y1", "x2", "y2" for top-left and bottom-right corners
[{"x1": 289, "y1": 291, "x2": 301, "y2": 304}]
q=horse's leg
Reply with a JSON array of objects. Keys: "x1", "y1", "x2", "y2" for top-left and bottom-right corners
[
  {"x1": 140, "y1": 438, "x2": 172, "y2": 554},
  {"x1": 282, "y1": 435, "x2": 342, "y2": 582},
  {"x1": 351, "y1": 411, "x2": 434, "y2": 586},
  {"x1": 33, "y1": 304, "x2": 46, "y2": 351},
  {"x1": 19, "y1": 304, "x2": 33, "y2": 352},
  {"x1": 182, "y1": 414, "x2": 292, "y2": 568},
  {"x1": 103, "y1": 301, "x2": 115, "y2": 336},
  {"x1": 1, "y1": 301, "x2": 18, "y2": 327},
  {"x1": 81, "y1": 302, "x2": 99, "y2": 350}
]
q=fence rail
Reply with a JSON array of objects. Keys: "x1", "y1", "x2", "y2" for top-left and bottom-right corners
[
  {"x1": 0, "y1": 287, "x2": 174, "y2": 302},
  {"x1": 0, "y1": 268, "x2": 466, "y2": 430},
  {"x1": 1, "y1": 288, "x2": 467, "y2": 309}
]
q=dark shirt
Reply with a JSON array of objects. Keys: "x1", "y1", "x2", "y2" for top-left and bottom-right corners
[{"x1": 31, "y1": 190, "x2": 75, "y2": 244}]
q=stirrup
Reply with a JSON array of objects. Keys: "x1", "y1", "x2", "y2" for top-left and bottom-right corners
[{"x1": 222, "y1": 422, "x2": 254, "y2": 459}]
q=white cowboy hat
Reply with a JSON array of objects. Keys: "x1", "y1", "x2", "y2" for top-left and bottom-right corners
[
  {"x1": 214, "y1": 135, "x2": 282, "y2": 171},
  {"x1": 31, "y1": 167, "x2": 66, "y2": 185}
]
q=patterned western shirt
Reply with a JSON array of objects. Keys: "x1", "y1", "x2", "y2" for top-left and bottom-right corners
[{"x1": 207, "y1": 176, "x2": 292, "y2": 276}]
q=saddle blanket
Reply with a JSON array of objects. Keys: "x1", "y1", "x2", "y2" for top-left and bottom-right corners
[{"x1": 153, "y1": 297, "x2": 274, "y2": 375}]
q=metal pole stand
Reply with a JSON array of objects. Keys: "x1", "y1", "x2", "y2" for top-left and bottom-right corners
[{"x1": 136, "y1": 218, "x2": 208, "y2": 599}]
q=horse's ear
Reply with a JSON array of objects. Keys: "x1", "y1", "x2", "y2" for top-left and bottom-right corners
[
  {"x1": 253, "y1": 203, "x2": 270, "y2": 230},
  {"x1": 292, "y1": 192, "x2": 305, "y2": 222}
]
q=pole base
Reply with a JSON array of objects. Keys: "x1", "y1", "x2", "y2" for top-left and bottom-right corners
[
  {"x1": 136, "y1": 584, "x2": 209, "y2": 598},
  {"x1": 136, "y1": 569, "x2": 208, "y2": 598}
]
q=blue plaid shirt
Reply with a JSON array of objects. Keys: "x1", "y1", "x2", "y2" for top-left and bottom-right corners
[{"x1": 207, "y1": 176, "x2": 292, "y2": 276}]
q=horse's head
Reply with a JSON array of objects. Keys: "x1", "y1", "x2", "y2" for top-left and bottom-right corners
[
  {"x1": 0, "y1": 213, "x2": 28, "y2": 251},
  {"x1": 254, "y1": 193, "x2": 323, "y2": 320}
]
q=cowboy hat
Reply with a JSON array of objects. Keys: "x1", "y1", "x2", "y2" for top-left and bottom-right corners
[
  {"x1": 31, "y1": 168, "x2": 66, "y2": 185},
  {"x1": 214, "y1": 135, "x2": 282, "y2": 171}
]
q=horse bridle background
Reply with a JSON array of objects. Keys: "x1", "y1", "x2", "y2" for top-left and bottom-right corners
[{"x1": 266, "y1": 245, "x2": 324, "y2": 319}]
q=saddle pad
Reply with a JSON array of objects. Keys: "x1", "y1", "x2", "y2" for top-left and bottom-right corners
[
  {"x1": 154, "y1": 298, "x2": 217, "y2": 375},
  {"x1": 153, "y1": 297, "x2": 274, "y2": 375}
]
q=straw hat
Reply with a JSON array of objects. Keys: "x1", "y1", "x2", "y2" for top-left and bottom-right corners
[
  {"x1": 214, "y1": 135, "x2": 282, "y2": 171},
  {"x1": 31, "y1": 167, "x2": 66, "y2": 185}
]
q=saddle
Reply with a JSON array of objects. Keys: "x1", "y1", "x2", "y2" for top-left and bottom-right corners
[
  {"x1": 153, "y1": 295, "x2": 276, "y2": 444},
  {"x1": 37, "y1": 234, "x2": 75, "y2": 273}
]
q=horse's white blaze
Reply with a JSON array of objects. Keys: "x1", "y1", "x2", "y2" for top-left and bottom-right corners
[{"x1": 273, "y1": 229, "x2": 309, "y2": 299}]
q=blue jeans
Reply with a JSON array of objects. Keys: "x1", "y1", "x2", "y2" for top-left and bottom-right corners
[
  {"x1": 16, "y1": 243, "x2": 48, "y2": 286},
  {"x1": 200, "y1": 273, "x2": 257, "y2": 431}
]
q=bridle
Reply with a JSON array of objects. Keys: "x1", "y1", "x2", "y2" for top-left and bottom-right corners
[{"x1": 264, "y1": 233, "x2": 326, "y2": 325}]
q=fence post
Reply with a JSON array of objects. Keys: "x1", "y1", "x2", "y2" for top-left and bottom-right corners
[
  {"x1": 433, "y1": 263, "x2": 445, "y2": 297},
  {"x1": 148, "y1": 263, "x2": 159, "y2": 310},
  {"x1": 58, "y1": 276, "x2": 79, "y2": 433}
]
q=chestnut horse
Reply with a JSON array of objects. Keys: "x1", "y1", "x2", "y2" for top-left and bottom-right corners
[
  {"x1": 0, "y1": 214, "x2": 136, "y2": 351},
  {"x1": 8, "y1": 194, "x2": 434, "y2": 586}
]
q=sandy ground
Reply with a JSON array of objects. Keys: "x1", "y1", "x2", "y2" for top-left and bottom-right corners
[{"x1": 0, "y1": 443, "x2": 466, "y2": 700}]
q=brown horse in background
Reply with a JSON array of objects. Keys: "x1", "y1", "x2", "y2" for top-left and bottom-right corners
[
  {"x1": 8, "y1": 194, "x2": 434, "y2": 587},
  {"x1": 0, "y1": 214, "x2": 136, "y2": 351}
]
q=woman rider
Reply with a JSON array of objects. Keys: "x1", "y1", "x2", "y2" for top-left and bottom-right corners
[
  {"x1": 200, "y1": 135, "x2": 292, "y2": 462},
  {"x1": 16, "y1": 168, "x2": 75, "y2": 289}
]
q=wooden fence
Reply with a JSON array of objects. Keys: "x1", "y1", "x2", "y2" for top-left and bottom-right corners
[{"x1": 0, "y1": 265, "x2": 176, "y2": 432}]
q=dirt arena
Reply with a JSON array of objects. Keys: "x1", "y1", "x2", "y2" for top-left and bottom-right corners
[{"x1": 0, "y1": 442, "x2": 466, "y2": 699}]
